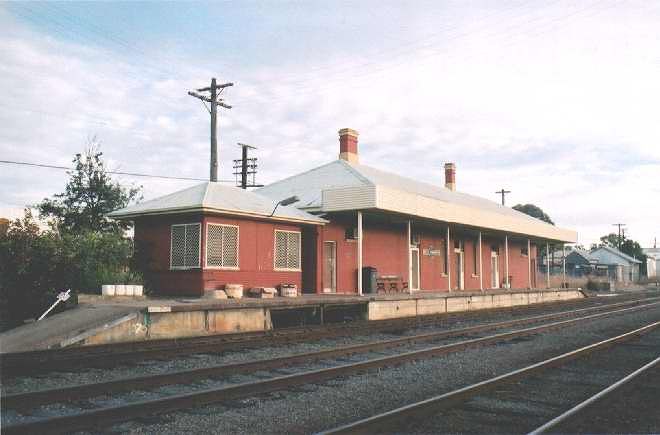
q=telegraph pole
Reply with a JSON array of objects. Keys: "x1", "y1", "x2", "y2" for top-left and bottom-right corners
[
  {"x1": 188, "y1": 78, "x2": 233, "y2": 182},
  {"x1": 495, "y1": 189, "x2": 511, "y2": 206},
  {"x1": 612, "y1": 223, "x2": 626, "y2": 249},
  {"x1": 233, "y1": 143, "x2": 263, "y2": 189}
]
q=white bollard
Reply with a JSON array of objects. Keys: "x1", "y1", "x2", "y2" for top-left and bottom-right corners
[
  {"x1": 101, "y1": 285, "x2": 115, "y2": 296},
  {"x1": 115, "y1": 284, "x2": 126, "y2": 296}
]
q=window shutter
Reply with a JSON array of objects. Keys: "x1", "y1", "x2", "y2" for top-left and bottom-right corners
[
  {"x1": 222, "y1": 225, "x2": 238, "y2": 267},
  {"x1": 274, "y1": 230, "x2": 301, "y2": 270},
  {"x1": 185, "y1": 224, "x2": 200, "y2": 267},
  {"x1": 206, "y1": 224, "x2": 239, "y2": 268},
  {"x1": 170, "y1": 223, "x2": 201, "y2": 269},
  {"x1": 275, "y1": 231, "x2": 288, "y2": 269},
  {"x1": 171, "y1": 225, "x2": 186, "y2": 268}
]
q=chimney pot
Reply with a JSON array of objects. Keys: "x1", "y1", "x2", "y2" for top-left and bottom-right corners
[
  {"x1": 338, "y1": 128, "x2": 359, "y2": 163},
  {"x1": 444, "y1": 162, "x2": 456, "y2": 191}
]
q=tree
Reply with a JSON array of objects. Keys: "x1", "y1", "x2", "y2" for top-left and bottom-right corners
[
  {"x1": 38, "y1": 139, "x2": 142, "y2": 235},
  {"x1": 0, "y1": 209, "x2": 137, "y2": 330},
  {"x1": 512, "y1": 203, "x2": 554, "y2": 225}
]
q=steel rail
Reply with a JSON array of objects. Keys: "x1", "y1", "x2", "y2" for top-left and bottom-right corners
[
  {"x1": 3, "y1": 298, "x2": 659, "y2": 410},
  {"x1": 3, "y1": 294, "x2": 656, "y2": 378},
  {"x1": 528, "y1": 355, "x2": 660, "y2": 435},
  {"x1": 318, "y1": 321, "x2": 660, "y2": 435},
  {"x1": 3, "y1": 302, "x2": 659, "y2": 435}
]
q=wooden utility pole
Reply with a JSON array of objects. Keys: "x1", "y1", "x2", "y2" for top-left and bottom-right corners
[
  {"x1": 233, "y1": 143, "x2": 263, "y2": 189},
  {"x1": 612, "y1": 223, "x2": 626, "y2": 249},
  {"x1": 495, "y1": 189, "x2": 511, "y2": 206},
  {"x1": 188, "y1": 78, "x2": 233, "y2": 182}
]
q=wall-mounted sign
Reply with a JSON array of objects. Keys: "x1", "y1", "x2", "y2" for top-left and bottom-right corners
[{"x1": 424, "y1": 249, "x2": 443, "y2": 257}]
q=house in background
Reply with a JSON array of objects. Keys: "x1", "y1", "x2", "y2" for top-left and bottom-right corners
[
  {"x1": 110, "y1": 128, "x2": 577, "y2": 296},
  {"x1": 564, "y1": 248, "x2": 605, "y2": 277},
  {"x1": 589, "y1": 246, "x2": 642, "y2": 283},
  {"x1": 643, "y1": 246, "x2": 659, "y2": 278}
]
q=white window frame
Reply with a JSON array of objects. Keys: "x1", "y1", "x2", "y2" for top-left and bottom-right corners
[
  {"x1": 274, "y1": 229, "x2": 302, "y2": 272},
  {"x1": 205, "y1": 223, "x2": 240, "y2": 270},
  {"x1": 170, "y1": 223, "x2": 201, "y2": 270}
]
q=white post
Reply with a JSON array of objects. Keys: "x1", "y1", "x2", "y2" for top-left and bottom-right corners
[
  {"x1": 447, "y1": 226, "x2": 451, "y2": 291},
  {"x1": 527, "y1": 239, "x2": 532, "y2": 289},
  {"x1": 407, "y1": 220, "x2": 412, "y2": 294},
  {"x1": 546, "y1": 243, "x2": 550, "y2": 289},
  {"x1": 478, "y1": 231, "x2": 483, "y2": 292},
  {"x1": 562, "y1": 243, "x2": 566, "y2": 288},
  {"x1": 357, "y1": 211, "x2": 363, "y2": 296},
  {"x1": 505, "y1": 235, "x2": 510, "y2": 289}
]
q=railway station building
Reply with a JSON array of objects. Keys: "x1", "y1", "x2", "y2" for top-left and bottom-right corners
[{"x1": 109, "y1": 128, "x2": 577, "y2": 296}]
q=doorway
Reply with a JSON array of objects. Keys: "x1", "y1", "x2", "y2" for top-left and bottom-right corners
[
  {"x1": 410, "y1": 247, "x2": 420, "y2": 291},
  {"x1": 491, "y1": 250, "x2": 499, "y2": 288},
  {"x1": 454, "y1": 240, "x2": 464, "y2": 290},
  {"x1": 323, "y1": 241, "x2": 336, "y2": 293}
]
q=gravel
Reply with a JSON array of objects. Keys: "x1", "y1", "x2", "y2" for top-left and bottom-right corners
[
  {"x1": 3, "y1": 292, "x2": 654, "y2": 396},
  {"x1": 108, "y1": 301, "x2": 660, "y2": 434},
  {"x1": 2, "y1": 291, "x2": 658, "y2": 432}
]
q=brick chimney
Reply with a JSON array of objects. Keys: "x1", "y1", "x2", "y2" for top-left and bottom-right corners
[
  {"x1": 444, "y1": 162, "x2": 456, "y2": 191},
  {"x1": 338, "y1": 128, "x2": 359, "y2": 164}
]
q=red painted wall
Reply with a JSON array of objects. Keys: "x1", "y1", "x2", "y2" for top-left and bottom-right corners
[
  {"x1": 363, "y1": 221, "x2": 408, "y2": 283},
  {"x1": 134, "y1": 213, "x2": 309, "y2": 296},
  {"x1": 201, "y1": 215, "x2": 304, "y2": 293},
  {"x1": 134, "y1": 213, "x2": 205, "y2": 296},
  {"x1": 319, "y1": 220, "x2": 358, "y2": 293},
  {"x1": 418, "y1": 229, "x2": 449, "y2": 291},
  {"x1": 134, "y1": 211, "x2": 543, "y2": 297}
]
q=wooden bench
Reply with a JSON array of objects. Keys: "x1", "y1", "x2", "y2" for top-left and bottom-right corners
[{"x1": 376, "y1": 275, "x2": 409, "y2": 293}]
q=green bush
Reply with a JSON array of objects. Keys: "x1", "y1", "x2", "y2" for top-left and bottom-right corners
[{"x1": 0, "y1": 211, "x2": 136, "y2": 330}]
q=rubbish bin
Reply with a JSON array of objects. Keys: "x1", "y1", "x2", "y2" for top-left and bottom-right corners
[{"x1": 362, "y1": 266, "x2": 378, "y2": 294}]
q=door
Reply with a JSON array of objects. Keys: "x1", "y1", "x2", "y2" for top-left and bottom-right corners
[
  {"x1": 454, "y1": 241, "x2": 464, "y2": 290},
  {"x1": 491, "y1": 251, "x2": 499, "y2": 288},
  {"x1": 410, "y1": 247, "x2": 420, "y2": 291},
  {"x1": 323, "y1": 241, "x2": 336, "y2": 293}
]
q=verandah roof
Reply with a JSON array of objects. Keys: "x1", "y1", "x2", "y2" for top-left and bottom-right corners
[{"x1": 257, "y1": 159, "x2": 577, "y2": 243}]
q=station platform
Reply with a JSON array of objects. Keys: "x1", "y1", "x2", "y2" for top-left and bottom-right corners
[{"x1": 0, "y1": 288, "x2": 585, "y2": 352}]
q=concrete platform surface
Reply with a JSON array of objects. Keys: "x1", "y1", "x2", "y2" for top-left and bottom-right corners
[
  {"x1": 1, "y1": 288, "x2": 587, "y2": 352},
  {"x1": 0, "y1": 304, "x2": 141, "y2": 353},
  {"x1": 78, "y1": 287, "x2": 580, "y2": 313}
]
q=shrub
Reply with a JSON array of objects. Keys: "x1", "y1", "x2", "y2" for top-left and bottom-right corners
[{"x1": 0, "y1": 211, "x2": 135, "y2": 330}]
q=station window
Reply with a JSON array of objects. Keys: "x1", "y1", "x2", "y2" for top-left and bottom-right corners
[
  {"x1": 206, "y1": 223, "x2": 239, "y2": 269},
  {"x1": 521, "y1": 244, "x2": 529, "y2": 257},
  {"x1": 170, "y1": 223, "x2": 201, "y2": 269},
  {"x1": 274, "y1": 230, "x2": 301, "y2": 271}
]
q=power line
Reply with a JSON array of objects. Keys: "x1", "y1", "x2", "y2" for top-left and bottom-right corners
[{"x1": 0, "y1": 159, "x2": 234, "y2": 183}]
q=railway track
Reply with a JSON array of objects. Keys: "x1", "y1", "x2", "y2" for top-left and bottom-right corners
[
  {"x1": 2, "y1": 297, "x2": 659, "y2": 434},
  {"x1": 1, "y1": 292, "x2": 657, "y2": 378},
  {"x1": 319, "y1": 321, "x2": 660, "y2": 434}
]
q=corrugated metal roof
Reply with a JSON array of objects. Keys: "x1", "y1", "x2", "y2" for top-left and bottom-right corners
[
  {"x1": 570, "y1": 248, "x2": 598, "y2": 263},
  {"x1": 257, "y1": 159, "x2": 575, "y2": 242},
  {"x1": 590, "y1": 246, "x2": 642, "y2": 264},
  {"x1": 108, "y1": 182, "x2": 326, "y2": 224}
]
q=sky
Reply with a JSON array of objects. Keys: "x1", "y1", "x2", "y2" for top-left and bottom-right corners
[{"x1": 1, "y1": 1, "x2": 659, "y2": 248}]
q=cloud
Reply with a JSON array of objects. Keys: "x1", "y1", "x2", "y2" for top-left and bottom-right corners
[{"x1": 1, "y1": 2, "x2": 659, "y2": 247}]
